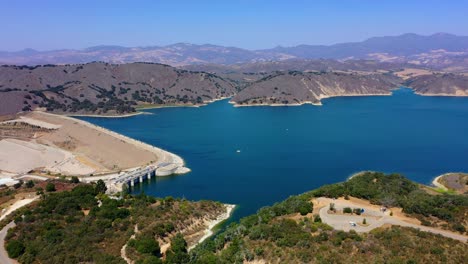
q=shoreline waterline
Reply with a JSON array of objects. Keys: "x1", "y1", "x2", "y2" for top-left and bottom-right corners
[
  {"x1": 67, "y1": 112, "x2": 145, "y2": 118},
  {"x1": 230, "y1": 92, "x2": 394, "y2": 107},
  {"x1": 36, "y1": 89, "x2": 468, "y2": 120},
  {"x1": 432, "y1": 175, "x2": 448, "y2": 191},
  {"x1": 134, "y1": 96, "x2": 234, "y2": 111},
  {"x1": 415, "y1": 92, "x2": 468, "y2": 97},
  {"x1": 188, "y1": 204, "x2": 236, "y2": 251},
  {"x1": 347, "y1": 171, "x2": 376, "y2": 181}
]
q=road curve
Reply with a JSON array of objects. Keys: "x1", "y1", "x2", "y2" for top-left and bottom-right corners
[
  {"x1": 0, "y1": 197, "x2": 38, "y2": 264},
  {"x1": 0, "y1": 222, "x2": 17, "y2": 264}
]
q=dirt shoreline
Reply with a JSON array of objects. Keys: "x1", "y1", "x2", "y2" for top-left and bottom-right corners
[
  {"x1": 230, "y1": 89, "x2": 468, "y2": 108},
  {"x1": 67, "y1": 112, "x2": 145, "y2": 118},
  {"x1": 188, "y1": 204, "x2": 236, "y2": 251},
  {"x1": 137, "y1": 96, "x2": 232, "y2": 110},
  {"x1": 415, "y1": 92, "x2": 468, "y2": 97},
  {"x1": 230, "y1": 92, "x2": 393, "y2": 107},
  {"x1": 347, "y1": 171, "x2": 376, "y2": 181},
  {"x1": 432, "y1": 174, "x2": 449, "y2": 191}
]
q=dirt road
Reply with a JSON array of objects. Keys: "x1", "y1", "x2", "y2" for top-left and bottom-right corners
[{"x1": 0, "y1": 221, "x2": 17, "y2": 264}]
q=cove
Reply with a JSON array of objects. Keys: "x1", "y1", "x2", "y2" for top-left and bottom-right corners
[{"x1": 78, "y1": 88, "x2": 468, "y2": 222}]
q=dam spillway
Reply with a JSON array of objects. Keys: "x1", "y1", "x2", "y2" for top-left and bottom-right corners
[
  {"x1": 106, "y1": 166, "x2": 156, "y2": 193},
  {"x1": 106, "y1": 162, "x2": 187, "y2": 193},
  {"x1": 117, "y1": 166, "x2": 155, "y2": 185}
]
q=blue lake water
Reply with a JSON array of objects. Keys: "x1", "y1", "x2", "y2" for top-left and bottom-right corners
[{"x1": 79, "y1": 88, "x2": 468, "y2": 222}]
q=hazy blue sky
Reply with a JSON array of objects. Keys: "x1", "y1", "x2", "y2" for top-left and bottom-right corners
[{"x1": 2, "y1": 0, "x2": 467, "y2": 51}]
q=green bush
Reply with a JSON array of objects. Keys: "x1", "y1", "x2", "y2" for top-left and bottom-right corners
[
  {"x1": 70, "y1": 176, "x2": 80, "y2": 184},
  {"x1": 13, "y1": 180, "x2": 23, "y2": 189},
  {"x1": 45, "y1": 183, "x2": 56, "y2": 192},
  {"x1": 6, "y1": 240, "x2": 25, "y2": 258},
  {"x1": 95, "y1": 179, "x2": 107, "y2": 194},
  {"x1": 452, "y1": 223, "x2": 466, "y2": 233},
  {"x1": 254, "y1": 247, "x2": 264, "y2": 256},
  {"x1": 165, "y1": 234, "x2": 189, "y2": 264},
  {"x1": 313, "y1": 214, "x2": 322, "y2": 223},
  {"x1": 299, "y1": 202, "x2": 313, "y2": 215},
  {"x1": 25, "y1": 180, "x2": 35, "y2": 188},
  {"x1": 135, "y1": 235, "x2": 160, "y2": 256}
]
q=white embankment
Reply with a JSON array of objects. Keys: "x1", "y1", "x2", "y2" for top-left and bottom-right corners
[{"x1": 188, "y1": 204, "x2": 236, "y2": 251}]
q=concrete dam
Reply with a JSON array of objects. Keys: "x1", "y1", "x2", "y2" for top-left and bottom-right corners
[{"x1": 106, "y1": 162, "x2": 189, "y2": 193}]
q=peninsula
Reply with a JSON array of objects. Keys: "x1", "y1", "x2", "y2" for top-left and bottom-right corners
[
  {"x1": 190, "y1": 172, "x2": 467, "y2": 263},
  {"x1": 230, "y1": 71, "x2": 401, "y2": 106}
]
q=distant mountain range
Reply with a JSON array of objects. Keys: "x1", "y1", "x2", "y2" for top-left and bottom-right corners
[
  {"x1": 1, "y1": 33, "x2": 467, "y2": 116},
  {"x1": 1, "y1": 33, "x2": 468, "y2": 69}
]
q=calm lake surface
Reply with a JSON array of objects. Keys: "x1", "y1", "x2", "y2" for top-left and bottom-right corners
[{"x1": 79, "y1": 88, "x2": 468, "y2": 222}]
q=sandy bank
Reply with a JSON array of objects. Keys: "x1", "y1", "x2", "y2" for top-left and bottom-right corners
[
  {"x1": 230, "y1": 92, "x2": 392, "y2": 107},
  {"x1": 432, "y1": 174, "x2": 449, "y2": 191},
  {"x1": 68, "y1": 112, "x2": 145, "y2": 118},
  {"x1": 415, "y1": 91, "x2": 468, "y2": 97},
  {"x1": 346, "y1": 171, "x2": 376, "y2": 181},
  {"x1": 136, "y1": 96, "x2": 232, "y2": 110},
  {"x1": 317, "y1": 92, "x2": 392, "y2": 101},
  {"x1": 231, "y1": 101, "x2": 321, "y2": 107},
  {"x1": 188, "y1": 204, "x2": 235, "y2": 251}
]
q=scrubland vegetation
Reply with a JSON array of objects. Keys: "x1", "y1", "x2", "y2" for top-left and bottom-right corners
[
  {"x1": 4, "y1": 172, "x2": 467, "y2": 263},
  {"x1": 5, "y1": 183, "x2": 224, "y2": 264},
  {"x1": 190, "y1": 172, "x2": 467, "y2": 263}
]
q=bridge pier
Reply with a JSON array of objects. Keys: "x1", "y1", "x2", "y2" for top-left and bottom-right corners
[{"x1": 109, "y1": 167, "x2": 157, "y2": 193}]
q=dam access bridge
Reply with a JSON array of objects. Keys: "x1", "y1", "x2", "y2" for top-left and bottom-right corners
[
  {"x1": 114, "y1": 166, "x2": 156, "y2": 187},
  {"x1": 106, "y1": 162, "x2": 184, "y2": 193}
]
